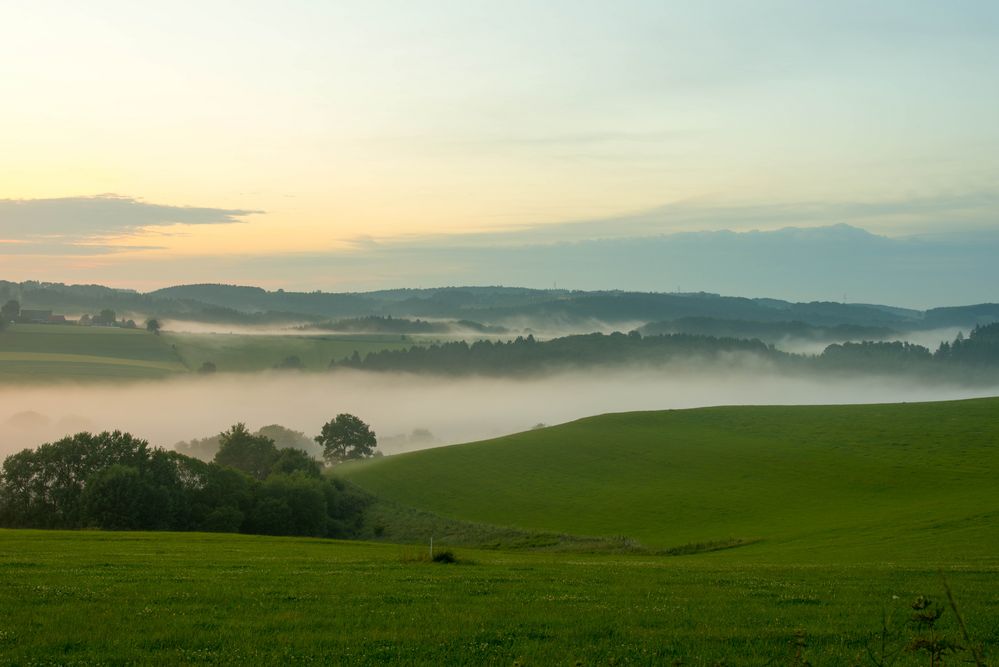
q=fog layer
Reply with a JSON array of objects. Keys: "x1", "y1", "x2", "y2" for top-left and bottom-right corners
[
  {"x1": 2, "y1": 367, "x2": 996, "y2": 458},
  {"x1": 772, "y1": 327, "x2": 967, "y2": 355}
]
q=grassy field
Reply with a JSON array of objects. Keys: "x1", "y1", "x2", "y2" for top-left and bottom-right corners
[
  {"x1": 0, "y1": 324, "x2": 417, "y2": 380},
  {"x1": 0, "y1": 324, "x2": 187, "y2": 381},
  {"x1": 164, "y1": 332, "x2": 414, "y2": 373},
  {"x1": 343, "y1": 398, "x2": 999, "y2": 564},
  {"x1": 3, "y1": 399, "x2": 999, "y2": 663},
  {"x1": 1, "y1": 529, "x2": 995, "y2": 665}
]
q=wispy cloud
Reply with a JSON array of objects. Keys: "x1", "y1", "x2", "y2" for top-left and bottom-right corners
[{"x1": 0, "y1": 194, "x2": 262, "y2": 255}]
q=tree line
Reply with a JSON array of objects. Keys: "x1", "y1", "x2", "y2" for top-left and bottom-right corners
[
  {"x1": 819, "y1": 323, "x2": 999, "y2": 372},
  {"x1": 329, "y1": 326, "x2": 999, "y2": 377},
  {"x1": 332, "y1": 332, "x2": 783, "y2": 375},
  {"x1": 0, "y1": 415, "x2": 379, "y2": 537}
]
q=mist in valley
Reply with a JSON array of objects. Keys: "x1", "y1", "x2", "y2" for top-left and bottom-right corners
[
  {"x1": 770, "y1": 327, "x2": 967, "y2": 355},
  {"x1": 2, "y1": 365, "x2": 996, "y2": 460},
  {"x1": 159, "y1": 320, "x2": 315, "y2": 336},
  {"x1": 158, "y1": 313, "x2": 654, "y2": 341}
]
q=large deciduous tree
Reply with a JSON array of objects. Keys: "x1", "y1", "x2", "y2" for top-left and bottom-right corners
[{"x1": 315, "y1": 414, "x2": 377, "y2": 464}]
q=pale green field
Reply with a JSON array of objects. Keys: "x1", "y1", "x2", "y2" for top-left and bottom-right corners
[
  {"x1": 0, "y1": 324, "x2": 416, "y2": 380},
  {"x1": 0, "y1": 324, "x2": 187, "y2": 380},
  {"x1": 164, "y1": 331, "x2": 414, "y2": 373}
]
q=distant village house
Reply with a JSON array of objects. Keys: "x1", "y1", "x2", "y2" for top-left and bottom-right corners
[
  {"x1": 19, "y1": 309, "x2": 55, "y2": 324},
  {"x1": 17, "y1": 310, "x2": 71, "y2": 325}
]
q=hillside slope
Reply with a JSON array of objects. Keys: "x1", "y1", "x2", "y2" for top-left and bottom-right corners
[{"x1": 344, "y1": 399, "x2": 999, "y2": 562}]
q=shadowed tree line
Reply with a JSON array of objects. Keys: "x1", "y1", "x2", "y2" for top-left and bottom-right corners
[
  {"x1": 331, "y1": 326, "x2": 999, "y2": 378},
  {"x1": 332, "y1": 332, "x2": 781, "y2": 375},
  {"x1": 0, "y1": 415, "x2": 379, "y2": 537}
]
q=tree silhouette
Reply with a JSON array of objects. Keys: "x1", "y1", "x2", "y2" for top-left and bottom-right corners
[{"x1": 315, "y1": 414, "x2": 377, "y2": 464}]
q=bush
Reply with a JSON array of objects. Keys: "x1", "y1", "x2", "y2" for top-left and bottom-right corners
[
  {"x1": 247, "y1": 497, "x2": 294, "y2": 535},
  {"x1": 250, "y1": 473, "x2": 328, "y2": 537},
  {"x1": 82, "y1": 465, "x2": 169, "y2": 530},
  {"x1": 200, "y1": 505, "x2": 245, "y2": 533}
]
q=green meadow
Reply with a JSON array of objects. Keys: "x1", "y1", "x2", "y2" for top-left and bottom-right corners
[
  {"x1": 2, "y1": 398, "x2": 998, "y2": 663},
  {"x1": 0, "y1": 324, "x2": 415, "y2": 380},
  {"x1": 343, "y1": 399, "x2": 999, "y2": 564},
  {"x1": 163, "y1": 331, "x2": 413, "y2": 373},
  {"x1": 1, "y1": 530, "x2": 996, "y2": 665}
]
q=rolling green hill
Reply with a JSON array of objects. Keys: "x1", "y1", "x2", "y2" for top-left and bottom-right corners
[{"x1": 344, "y1": 398, "x2": 999, "y2": 563}]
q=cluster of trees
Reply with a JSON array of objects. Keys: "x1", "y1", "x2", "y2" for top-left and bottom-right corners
[
  {"x1": 818, "y1": 325, "x2": 999, "y2": 371},
  {"x1": 639, "y1": 317, "x2": 897, "y2": 346},
  {"x1": 80, "y1": 308, "x2": 148, "y2": 334},
  {"x1": 175, "y1": 424, "x2": 321, "y2": 462},
  {"x1": 935, "y1": 323, "x2": 999, "y2": 364},
  {"x1": 0, "y1": 415, "x2": 380, "y2": 537},
  {"x1": 817, "y1": 341, "x2": 934, "y2": 372}
]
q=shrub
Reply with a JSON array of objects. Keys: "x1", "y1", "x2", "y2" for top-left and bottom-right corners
[{"x1": 432, "y1": 550, "x2": 457, "y2": 564}]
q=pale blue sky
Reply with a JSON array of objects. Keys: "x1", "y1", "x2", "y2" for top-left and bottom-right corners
[{"x1": 0, "y1": 0, "x2": 997, "y2": 297}]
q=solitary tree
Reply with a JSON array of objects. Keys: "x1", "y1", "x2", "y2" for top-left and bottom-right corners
[
  {"x1": 145, "y1": 318, "x2": 161, "y2": 334},
  {"x1": 315, "y1": 414, "x2": 377, "y2": 464}
]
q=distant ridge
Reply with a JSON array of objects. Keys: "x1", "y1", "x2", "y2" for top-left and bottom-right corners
[{"x1": 1, "y1": 278, "x2": 997, "y2": 331}]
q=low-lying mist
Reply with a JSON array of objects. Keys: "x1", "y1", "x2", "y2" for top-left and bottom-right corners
[
  {"x1": 2, "y1": 364, "x2": 997, "y2": 460},
  {"x1": 159, "y1": 316, "x2": 646, "y2": 340},
  {"x1": 771, "y1": 327, "x2": 967, "y2": 355},
  {"x1": 159, "y1": 320, "x2": 314, "y2": 336}
]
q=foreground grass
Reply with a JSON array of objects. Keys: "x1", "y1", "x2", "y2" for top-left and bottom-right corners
[
  {"x1": 343, "y1": 398, "x2": 999, "y2": 563},
  {"x1": 1, "y1": 530, "x2": 996, "y2": 665}
]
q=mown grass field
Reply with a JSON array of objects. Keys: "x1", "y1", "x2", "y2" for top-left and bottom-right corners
[
  {"x1": 344, "y1": 398, "x2": 999, "y2": 564},
  {"x1": 1, "y1": 530, "x2": 996, "y2": 665},
  {"x1": 0, "y1": 324, "x2": 416, "y2": 380}
]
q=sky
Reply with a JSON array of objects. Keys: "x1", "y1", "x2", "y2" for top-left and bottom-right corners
[{"x1": 1, "y1": 0, "x2": 998, "y2": 298}]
